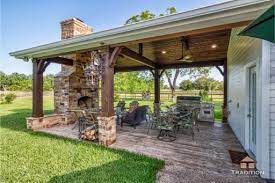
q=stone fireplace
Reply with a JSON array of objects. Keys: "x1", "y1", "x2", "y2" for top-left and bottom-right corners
[
  {"x1": 27, "y1": 18, "x2": 99, "y2": 130},
  {"x1": 54, "y1": 18, "x2": 99, "y2": 123}
]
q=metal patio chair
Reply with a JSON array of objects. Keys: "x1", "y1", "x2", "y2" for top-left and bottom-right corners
[
  {"x1": 156, "y1": 111, "x2": 177, "y2": 142},
  {"x1": 175, "y1": 107, "x2": 200, "y2": 140}
]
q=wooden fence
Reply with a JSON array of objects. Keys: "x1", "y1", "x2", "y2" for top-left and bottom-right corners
[
  {"x1": 116, "y1": 90, "x2": 223, "y2": 102},
  {"x1": 0, "y1": 90, "x2": 223, "y2": 102}
]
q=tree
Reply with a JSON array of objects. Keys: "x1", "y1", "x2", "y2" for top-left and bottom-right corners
[
  {"x1": 179, "y1": 79, "x2": 194, "y2": 90},
  {"x1": 0, "y1": 71, "x2": 55, "y2": 91},
  {"x1": 125, "y1": 10, "x2": 156, "y2": 25},
  {"x1": 125, "y1": 7, "x2": 176, "y2": 24},
  {"x1": 0, "y1": 71, "x2": 8, "y2": 90},
  {"x1": 165, "y1": 67, "x2": 210, "y2": 101},
  {"x1": 114, "y1": 72, "x2": 157, "y2": 93},
  {"x1": 194, "y1": 76, "x2": 217, "y2": 91},
  {"x1": 43, "y1": 74, "x2": 54, "y2": 91}
]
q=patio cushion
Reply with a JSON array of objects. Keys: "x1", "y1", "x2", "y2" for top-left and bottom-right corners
[
  {"x1": 135, "y1": 106, "x2": 147, "y2": 124},
  {"x1": 123, "y1": 110, "x2": 137, "y2": 125}
]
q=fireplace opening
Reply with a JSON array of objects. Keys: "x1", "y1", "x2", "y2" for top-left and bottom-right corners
[{"x1": 78, "y1": 96, "x2": 92, "y2": 109}]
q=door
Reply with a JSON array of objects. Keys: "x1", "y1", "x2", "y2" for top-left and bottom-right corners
[{"x1": 248, "y1": 66, "x2": 257, "y2": 155}]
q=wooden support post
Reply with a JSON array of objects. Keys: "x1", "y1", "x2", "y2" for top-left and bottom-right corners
[
  {"x1": 101, "y1": 52, "x2": 115, "y2": 117},
  {"x1": 154, "y1": 69, "x2": 160, "y2": 114},
  {"x1": 98, "y1": 47, "x2": 121, "y2": 146},
  {"x1": 32, "y1": 60, "x2": 44, "y2": 117},
  {"x1": 222, "y1": 59, "x2": 228, "y2": 123}
]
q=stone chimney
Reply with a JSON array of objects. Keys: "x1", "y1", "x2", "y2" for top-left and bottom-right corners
[
  {"x1": 60, "y1": 18, "x2": 92, "y2": 40},
  {"x1": 54, "y1": 18, "x2": 99, "y2": 122}
]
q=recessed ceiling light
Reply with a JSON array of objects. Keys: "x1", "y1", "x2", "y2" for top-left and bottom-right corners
[
  {"x1": 211, "y1": 44, "x2": 218, "y2": 49},
  {"x1": 161, "y1": 50, "x2": 166, "y2": 54},
  {"x1": 183, "y1": 55, "x2": 192, "y2": 60}
]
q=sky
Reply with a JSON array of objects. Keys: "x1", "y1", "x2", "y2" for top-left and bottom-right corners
[{"x1": 1, "y1": 0, "x2": 230, "y2": 82}]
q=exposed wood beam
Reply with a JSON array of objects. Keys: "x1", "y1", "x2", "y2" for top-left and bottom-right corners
[
  {"x1": 120, "y1": 47, "x2": 156, "y2": 69},
  {"x1": 149, "y1": 69, "x2": 155, "y2": 76},
  {"x1": 159, "y1": 60, "x2": 224, "y2": 69},
  {"x1": 215, "y1": 66, "x2": 224, "y2": 76},
  {"x1": 37, "y1": 60, "x2": 45, "y2": 74},
  {"x1": 109, "y1": 47, "x2": 122, "y2": 67},
  {"x1": 115, "y1": 66, "x2": 152, "y2": 72},
  {"x1": 115, "y1": 60, "x2": 224, "y2": 72},
  {"x1": 35, "y1": 57, "x2": 73, "y2": 74},
  {"x1": 44, "y1": 57, "x2": 74, "y2": 66},
  {"x1": 159, "y1": 69, "x2": 166, "y2": 77},
  {"x1": 38, "y1": 61, "x2": 51, "y2": 74}
]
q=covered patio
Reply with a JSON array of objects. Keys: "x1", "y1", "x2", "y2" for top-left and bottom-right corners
[
  {"x1": 9, "y1": 0, "x2": 272, "y2": 182},
  {"x1": 10, "y1": 0, "x2": 275, "y2": 183},
  {"x1": 10, "y1": 0, "x2": 271, "y2": 146}
]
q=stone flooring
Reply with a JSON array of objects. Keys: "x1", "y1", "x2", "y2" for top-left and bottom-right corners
[{"x1": 38, "y1": 122, "x2": 265, "y2": 183}]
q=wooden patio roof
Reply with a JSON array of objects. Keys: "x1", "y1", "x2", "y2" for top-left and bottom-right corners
[{"x1": 115, "y1": 29, "x2": 231, "y2": 72}]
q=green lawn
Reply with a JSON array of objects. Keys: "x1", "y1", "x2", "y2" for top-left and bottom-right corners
[{"x1": 0, "y1": 97, "x2": 164, "y2": 183}]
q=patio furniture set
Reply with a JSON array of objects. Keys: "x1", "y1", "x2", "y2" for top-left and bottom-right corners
[
  {"x1": 70, "y1": 95, "x2": 213, "y2": 142},
  {"x1": 115, "y1": 100, "x2": 202, "y2": 142},
  {"x1": 146, "y1": 106, "x2": 200, "y2": 141}
]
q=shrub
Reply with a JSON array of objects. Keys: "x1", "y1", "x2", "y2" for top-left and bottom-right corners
[{"x1": 3, "y1": 93, "x2": 17, "y2": 104}]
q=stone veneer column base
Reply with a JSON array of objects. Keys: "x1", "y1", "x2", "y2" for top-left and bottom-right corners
[
  {"x1": 97, "y1": 115, "x2": 116, "y2": 146},
  {"x1": 26, "y1": 114, "x2": 68, "y2": 130}
]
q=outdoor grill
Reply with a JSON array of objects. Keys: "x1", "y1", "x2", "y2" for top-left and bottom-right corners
[
  {"x1": 198, "y1": 102, "x2": 215, "y2": 122},
  {"x1": 176, "y1": 96, "x2": 201, "y2": 114},
  {"x1": 176, "y1": 96, "x2": 215, "y2": 122}
]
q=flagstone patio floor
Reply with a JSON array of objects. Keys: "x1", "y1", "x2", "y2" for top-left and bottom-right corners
[{"x1": 38, "y1": 122, "x2": 265, "y2": 183}]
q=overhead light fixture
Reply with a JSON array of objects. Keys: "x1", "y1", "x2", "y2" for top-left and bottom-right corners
[
  {"x1": 211, "y1": 44, "x2": 218, "y2": 49},
  {"x1": 161, "y1": 50, "x2": 166, "y2": 54},
  {"x1": 177, "y1": 37, "x2": 193, "y2": 62},
  {"x1": 183, "y1": 54, "x2": 192, "y2": 60}
]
